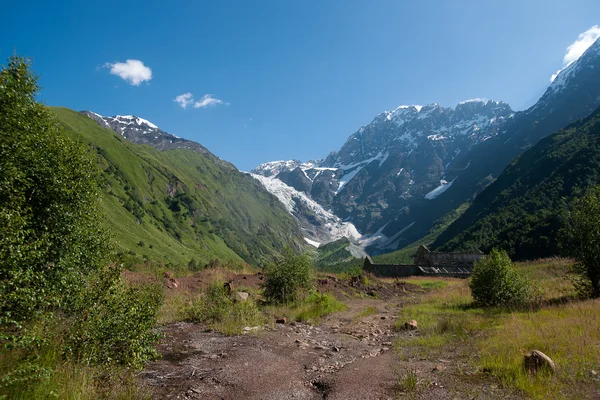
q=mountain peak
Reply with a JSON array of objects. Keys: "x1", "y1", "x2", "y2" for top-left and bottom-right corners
[
  {"x1": 81, "y1": 110, "x2": 214, "y2": 158},
  {"x1": 112, "y1": 115, "x2": 159, "y2": 129}
]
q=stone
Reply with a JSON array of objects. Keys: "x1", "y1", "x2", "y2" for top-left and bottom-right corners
[
  {"x1": 234, "y1": 291, "x2": 249, "y2": 302},
  {"x1": 275, "y1": 317, "x2": 287, "y2": 324},
  {"x1": 403, "y1": 320, "x2": 418, "y2": 330},
  {"x1": 165, "y1": 278, "x2": 178, "y2": 289},
  {"x1": 523, "y1": 350, "x2": 555, "y2": 376}
]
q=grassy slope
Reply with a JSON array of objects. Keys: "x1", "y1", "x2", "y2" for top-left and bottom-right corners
[
  {"x1": 52, "y1": 107, "x2": 304, "y2": 267},
  {"x1": 434, "y1": 106, "x2": 600, "y2": 260}
]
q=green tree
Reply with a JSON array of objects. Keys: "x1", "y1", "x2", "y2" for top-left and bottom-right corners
[
  {"x1": 561, "y1": 186, "x2": 600, "y2": 297},
  {"x1": 0, "y1": 56, "x2": 110, "y2": 347},
  {"x1": 263, "y1": 248, "x2": 314, "y2": 303},
  {"x1": 469, "y1": 249, "x2": 533, "y2": 307}
]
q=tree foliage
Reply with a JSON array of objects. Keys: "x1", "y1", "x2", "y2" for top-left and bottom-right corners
[
  {"x1": 560, "y1": 186, "x2": 600, "y2": 297},
  {"x1": 263, "y1": 248, "x2": 314, "y2": 303},
  {"x1": 0, "y1": 56, "x2": 162, "y2": 373},
  {"x1": 0, "y1": 56, "x2": 109, "y2": 346},
  {"x1": 469, "y1": 249, "x2": 533, "y2": 307}
]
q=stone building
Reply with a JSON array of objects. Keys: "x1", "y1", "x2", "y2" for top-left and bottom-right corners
[{"x1": 363, "y1": 245, "x2": 484, "y2": 278}]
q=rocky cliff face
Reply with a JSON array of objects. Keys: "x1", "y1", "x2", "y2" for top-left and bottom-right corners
[{"x1": 252, "y1": 100, "x2": 514, "y2": 243}]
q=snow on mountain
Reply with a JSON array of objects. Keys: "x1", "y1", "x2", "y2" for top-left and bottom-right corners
[
  {"x1": 252, "y1": 160, "x2": 319, "y2": 178},
  {"x1": 250, "y1": 173, "x2": 361, "y2": 245},
  {"x1": 81, "y1": 111, "x2": 213, "y2": 156},
  {"x1": 424, "y1": 178, "x2": 456, "y2": 200},
  {"x1": 533, "y1": 37, "x2": 600, "y2": 114}
]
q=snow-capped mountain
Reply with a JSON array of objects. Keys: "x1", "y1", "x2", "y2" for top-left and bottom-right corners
[
  {"x1": 81, "y1": 111, "x2": 212, "y2": 156},
  {"x1": 253, "y1": 38, "x2": 600, "y2": 253},
  {"x1": 252, "y1": 99, "x2": 514, "y2": 242}
]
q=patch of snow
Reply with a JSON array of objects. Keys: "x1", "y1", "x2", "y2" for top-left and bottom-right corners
[
  {"x1": 427, "y1": 134, "x2": 446, "y2": 141},
  {"x1": 424, "y1": 178, "x2": 456, "y2": 200},
  {"x1": 459, "y1": 98, "x2": 488, "y2": 104},
  {"x1": 376, "y1": 222, "x2": 415, "y2": 250},
  {"x1": 336, "y1": 167, "x2": 363, "y2": 195},
  {"x1": 304, "y1": 238, "x2": 320, "y2": 248}
]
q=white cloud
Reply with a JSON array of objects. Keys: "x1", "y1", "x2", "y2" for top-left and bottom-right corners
[
  {"x1": 105, "y1": 59, "x2": 152, "y2": 86},
  {"x1": 551, "y1": 25, "x2": 600, "y2": 82},
  {"x1": 174, "y1": 92, "x2": 194, "y2": 109},
  {"x1": 174, "y1": 92, "x2": 228, "y2": 109},
  {"x1": 193, "y1": 94, "x2": 226, "y2": 108}
]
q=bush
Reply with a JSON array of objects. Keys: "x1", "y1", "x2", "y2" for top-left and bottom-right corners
[
  {"x1": 65, "y1": 265, "x2": 164, "y2": 369},
  {"x1": 263, "y1": 248, "x2": 314, "y2": 303},
  {"x1": 185, "y1": 283, "x2": 264, "y2": 335},
  {"x1": 469, "y1": 249, "x2": 533, "y2": 307},
  {"x1": 0, "y1": 56, "x2": 109, "y2": 348}
]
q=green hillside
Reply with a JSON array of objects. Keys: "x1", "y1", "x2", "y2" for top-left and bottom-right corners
[
  {"x1": 52, "y1": 107, "x2": 304, "y2": 267},
  {"x1": 434, "y1": 106, "x2": 600, "y2": 260}
]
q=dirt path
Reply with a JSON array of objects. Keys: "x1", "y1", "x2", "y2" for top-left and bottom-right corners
[{"x1": 138, "y1": 276, "x2": 521, "y2": 399}]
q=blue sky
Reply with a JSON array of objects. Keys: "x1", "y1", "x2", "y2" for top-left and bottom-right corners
[{"x1": 2, "y1": 1, "x2": 600, "y2": 171}]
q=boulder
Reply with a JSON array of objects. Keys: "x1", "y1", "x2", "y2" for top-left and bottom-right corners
[
  {"x1": 233, "y1": 291, "x2": 249, "y2": 302},
  {"x1": 523, "y1": 350, "x2": 555, "y2": 376}
]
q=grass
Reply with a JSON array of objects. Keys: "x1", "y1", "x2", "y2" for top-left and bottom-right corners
[
  {"x1": 394, "y1": 280, "x2": 500, "y2": 357},
  {"x1": 393, "y1": 258, "x2": 600, "y2": 399},
  {"x1": 265, "y1": 292, "x2": 347, "y2": 324},
  {"x1": 0, "y1": 341, "x2": 150, "y2": 400},
  {"x1": 396, "y1": 369, "x2": 418, "y2": 393},
  {"x1": 478, "y1": 299, "x2": 600, "y2": 399}
]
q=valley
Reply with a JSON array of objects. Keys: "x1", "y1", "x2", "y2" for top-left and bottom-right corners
[{"x1": 3, "y1": 9, "x2": 600, "y2": 400}]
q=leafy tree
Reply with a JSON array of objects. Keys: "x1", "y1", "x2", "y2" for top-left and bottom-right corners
[
  {"x1": 263, "y1": 248, "x2": 314, "y2": 303},
  {"x1": 0, "y1": 56, "x2": 109, "y2": 347},
  {"x1": 560, "y1": 186, "x2": 600, "y2": 297},
  {"x1": 469, "y1": 249, "x2": 533, "y2": 307}
]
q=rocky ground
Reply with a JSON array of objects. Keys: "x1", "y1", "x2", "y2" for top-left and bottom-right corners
[{"x1": 137, "y1": 273, "x2": 521, "y2": 399}]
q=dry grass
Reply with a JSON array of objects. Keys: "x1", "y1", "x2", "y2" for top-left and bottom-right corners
[{"x1": 392, "y1": 257, "x2": 600, "y2": 398}]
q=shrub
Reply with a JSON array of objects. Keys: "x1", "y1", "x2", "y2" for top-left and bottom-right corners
[
  {"x1": 263, "y1": 248, "x2": 314, "y2": 303},
  {"x1": 65, "y1": 265, "x2": 164, "y2": 369},
  {"x1": 469, "y1": 249, "x2": 533, "y2": 307},
  {"x1": 0, "y1": 55, "x2": 109, "y2": 348},
  {"x1": 185, "y1": 283, "x2": 264, "y2": 335}
]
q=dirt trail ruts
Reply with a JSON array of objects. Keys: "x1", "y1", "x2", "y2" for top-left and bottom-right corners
[{"x1": 139, "y1": 279, "x2": 521, "y2": 399}]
